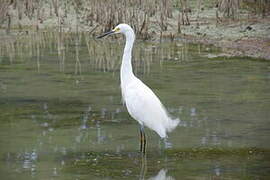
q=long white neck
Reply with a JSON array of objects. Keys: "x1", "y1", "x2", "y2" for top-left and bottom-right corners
[{"x1": 120, "y1": 30, "x2": 136, "y2": 85}]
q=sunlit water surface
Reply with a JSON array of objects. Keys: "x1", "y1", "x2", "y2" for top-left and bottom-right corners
[{"x1": 0, "y1": 32, "x2": 269, "y2": 179}]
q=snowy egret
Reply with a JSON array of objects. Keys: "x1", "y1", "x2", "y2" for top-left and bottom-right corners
[{"x1": 97, "y1": 24, "x2": 179, "y2": 153}]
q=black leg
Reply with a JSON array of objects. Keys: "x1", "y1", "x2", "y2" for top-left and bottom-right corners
[
  {"x1": 143, "y1": 130, "x2": 146, "y2": 154},
  {"x1": 140, "y1": 126, "x2": 143, "y2": 152},
  {"x1": 140, "y1": 125, "x2": 146, "y2": 154}
]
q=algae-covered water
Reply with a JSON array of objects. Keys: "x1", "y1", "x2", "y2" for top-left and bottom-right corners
[{"x1": 0, "y1": 33, "x2": 269, "y2": 179}]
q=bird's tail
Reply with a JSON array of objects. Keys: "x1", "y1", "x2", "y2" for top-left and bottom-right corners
[{"x1": 166, "y1": 117, "x2": 180, "y2": 133}]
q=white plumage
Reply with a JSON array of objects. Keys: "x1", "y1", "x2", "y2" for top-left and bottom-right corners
[
  {"x1": 97, "y1": 24, "x2": 179, "y2": 152},
  {"x1": 123, "y1": 75, "x2": 179, "y2": 138}
]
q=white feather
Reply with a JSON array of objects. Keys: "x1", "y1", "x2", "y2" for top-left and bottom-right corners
[{"x1": 117, "y1": 24, "x2": 179, "y2": 138}]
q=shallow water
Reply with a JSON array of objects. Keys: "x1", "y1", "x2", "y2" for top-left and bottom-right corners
[{"x1": 0, "y1": 33, "x2": 270, "y2": 179}]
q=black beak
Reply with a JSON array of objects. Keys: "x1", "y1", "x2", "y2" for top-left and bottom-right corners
[{"x1": 96, "y1": 30, "x2": 115, "y2": 39}]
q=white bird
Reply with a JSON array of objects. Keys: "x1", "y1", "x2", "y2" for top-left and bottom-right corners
[{"x1": 97, "y1": 24, "x2": 179, "y2": 153}]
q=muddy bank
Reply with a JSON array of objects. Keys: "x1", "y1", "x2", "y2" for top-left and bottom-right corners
[
  {"x1": 175, "y1": 33, "x2": 270, "y2": 60},
  {"x1": 160, "y1": 8, "x2": 270, "y2": 60},
  {"x1": 174, "y1": 19, "x2": 270, "y2": 60},
  {"x1": 1, "y1": 1, "x2": 270, "y2": 60}
]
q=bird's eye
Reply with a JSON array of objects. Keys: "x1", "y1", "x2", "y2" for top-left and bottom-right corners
[{"x1": 114, "y1": 27, "x2": 120, "y2": 32}]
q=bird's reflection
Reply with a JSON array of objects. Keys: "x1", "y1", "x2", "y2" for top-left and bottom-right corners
[
  {"x1": 148, "y1": 169, "x2": 174, "y2": 180},
  {"x1": 140, "y1": 155, "x2": 174, "y2": 180},
  {"x1": 139, "y1": 155, "x2": 147, "y2": 180}
]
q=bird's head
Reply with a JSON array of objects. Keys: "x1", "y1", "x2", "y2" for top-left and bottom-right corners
[{"x1": 97, "y1": 24, "x2": 134, "y2": 39}]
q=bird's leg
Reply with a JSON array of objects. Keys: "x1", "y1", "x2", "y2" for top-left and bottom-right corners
[
  {"x1": 140, "y1": 126, "x2": 143, "y2": 153},
  {"x1": 140, "y1": 125, "x2": 146, "y2": 154},
  {"x1": 143, "y1": 129, "x2": 146, "y2": 154}
]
